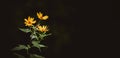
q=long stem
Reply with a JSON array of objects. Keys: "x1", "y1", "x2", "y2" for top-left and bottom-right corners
[
  {"x1": 31, "y1": 26, "x2": 39, "y2": 40},
  {"x1": 38, "y1": 48, "x2": 41, "y2": 52},
  {"x1": 26, "y1": 45, "x2": 30, "y2": 55},
  {"x1": 26, "y1": 48, "x2": 29, "y2": 55}
]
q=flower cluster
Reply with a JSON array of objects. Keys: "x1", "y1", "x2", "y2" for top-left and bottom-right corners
[
  {"x1": 24, "y1": 12, "x2": 49, "y2": 33},
  {"x1": 12, "y1": 11, "x2": 51, "y2": 58}
]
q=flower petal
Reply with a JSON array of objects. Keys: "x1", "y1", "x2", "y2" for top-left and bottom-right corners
[{"x1": 42, "y1": 15, "x2": 48, "y2": 20}]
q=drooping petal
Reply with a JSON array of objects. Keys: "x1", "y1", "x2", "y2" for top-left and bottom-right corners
[
  {"x1": 42, "y1": 15, "x2": 48, "y2": 20},
  {"x1": 24, "y1": 19, "x2": 27, "y2": 22},
  {"x1": 32, "y1": 20, "x2": 36, "y2": 24}
]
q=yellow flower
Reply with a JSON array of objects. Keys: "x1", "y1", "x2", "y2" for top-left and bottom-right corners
[
  {"x1": 37, "y1": 12, "x2": 49, "y2": 20},
  {"x1": 24, "y1": 16, "x2": 36, "y2": 26},
  {"x1": 37, "y1": 25, "x2": 49, "y2": 32}
]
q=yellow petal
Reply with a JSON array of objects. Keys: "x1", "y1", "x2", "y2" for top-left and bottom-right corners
[
  {"x1": 31, "y1": 18, "x2": 34, "y2": 21},
  {"x1": 24, "y1": 19, "x2": 27, "y2": 22},
  {"x1": 42, "y1": 15, "x2": 48, "y2": 20},
  {"x1": 32, "y1": 20, "x2": 36, "y2": 24},
  {"x1": 37, "y1": 12, "x2": 43, "y2": 18},
  {"x1": 28, "y1": 16, "x2": 31, "y2": 19}
]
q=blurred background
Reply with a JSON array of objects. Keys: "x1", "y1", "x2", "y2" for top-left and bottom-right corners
[{"x1": 0, "y1": 0, "x2": 112, "y2": 58}]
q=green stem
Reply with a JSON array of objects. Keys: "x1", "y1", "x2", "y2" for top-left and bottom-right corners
[
  {"x1": 26, "y1": 48, "x2": 29, "y2": 55},
  {"x1": 26, "y1": 45, "x2": 30, "y2": 55},
  {"x1": 31, "y1": 26, "x2": 39, "y2": 40},
  {"x1": 38, "y1": 48, "x2": 41, "y2": 52}
]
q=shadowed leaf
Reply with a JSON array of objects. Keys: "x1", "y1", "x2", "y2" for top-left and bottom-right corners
[
  {"x1": 12, "y1": 45, "x2": 28, "y2": 51},
  {"x1": 19, "y1": 28, "x2": 31, "y2": 33},
  {"x1": 14, "y1": 53, "x2": 25, "y2": 58}
]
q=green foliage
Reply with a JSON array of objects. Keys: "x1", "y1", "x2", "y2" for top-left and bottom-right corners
[
  {"x1": 30, "y1": 33, "x2": 38, "y2": 40},
  {"x1": 14, "y1": 53, "x2": 25, "y2": 58},
  {"x1": 32, "y1": 41, "x2": 46, "y2": 49},
  {"x1": 19, "y1": 28, "x2": 31, "y2": 33},
  {"x1": 27, "y1": 45, "x2": 31, "y2": 49},
  {"x1": 32, "y1": 41, "x2": 40, "y2": 49},
  {"x1": 39, "y1": 44, "x2": 46, "y2": 48},
  {"x1": 39, "y1": 33, "x2": 52, "y2": 40},
  {"x1": 13, "y1": 26, "x2": 50, "y2": 58},
  {"x1": 13, "y1": 10, "x2": 51, "y2": 58},
  {"x1": 12, "y1": 45, "x2": 28, "y2": 51}
]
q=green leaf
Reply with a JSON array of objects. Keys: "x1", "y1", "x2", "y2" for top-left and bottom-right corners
[
  {"x1": 46, "y1": 33, "x2": 52, "y2": 36},
  {"x1": 39, "y1": 34, "x2": 46, "y2": 39},
  {"x1": 32, "y1": 41, "x2": 46, "y2": 49},
  {"x1": 39, "y1": 33, "x2": 52, "y2": 40},
  {"x1": 30, "y1": 54, "x2": 45, "y2": 58},
  {"x1": 32, "y1": 41, "x2": 40, "y2": 48},
  {"x1": 12, "y1": 45, "x2": 28, "y2": 51},
  {"x1": 19, "y1": 28, "x2": 31, "y2": 33},
  {"x1": 14, "y1": 53, "x2": 25, "y2": 58},
  {"x1": 30, "y1": 34, "x2": 38, "y2": 40},
  {"x1": 27, "y1": 45, "x2": 31, "y2": 49},
  {"x1": 32, "y1": 41, "x2": 40, "y2": 44},
  {"x1": 39, "y1": 44, "x2": 46, "y2": 48},
  {"x1": 32, "y1": 26, "x2": 37, "y2": 30}
]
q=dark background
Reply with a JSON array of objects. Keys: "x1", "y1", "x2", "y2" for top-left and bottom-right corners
[
  {"x1": 0, "y1": 0, "x2": 112, "y2": 58},
  {"x1": 112, "y1": 1, "x2": 119, "y2": 24}
]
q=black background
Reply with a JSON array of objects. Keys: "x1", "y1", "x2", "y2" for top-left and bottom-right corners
[{"x1": 0, "y1": 0, "x2": 112, "y2": 58}]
